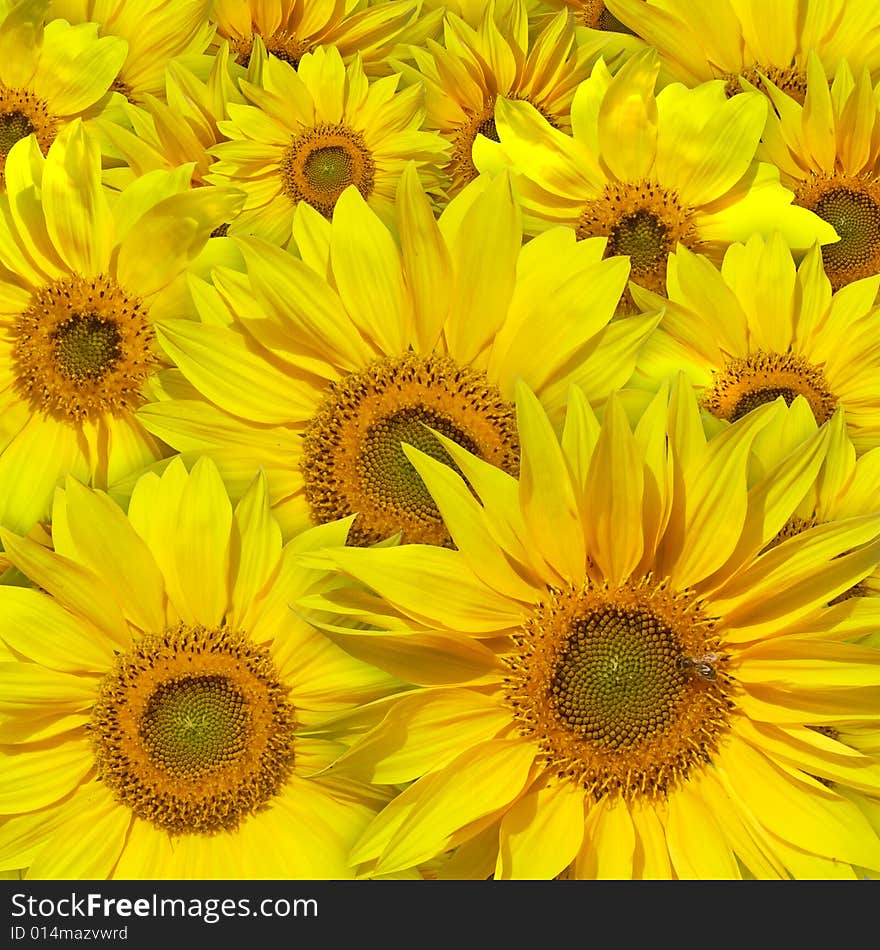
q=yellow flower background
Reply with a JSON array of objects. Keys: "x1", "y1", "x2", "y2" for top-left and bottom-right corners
[{"x1": 1, "y1": 0, "x2": 880, "y2": 881}]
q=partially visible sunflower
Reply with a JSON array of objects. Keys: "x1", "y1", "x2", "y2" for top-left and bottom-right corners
[
  {"x1": 605, "y1": 0, "x2": 880, "y2": 102},
  {"x1": 137, "y1": 170, "x2": 658, "y2": 544},
  {"x1": 630, "y1": 234, "x2": 880, "y2": 453},
  {"x1": 206, "y1": 43, "x2": 448, "y2": 241},
  {"x1": 394, "y1": 1, "x2": 595, "y2": 195},
  {"x1": 297, "y1": 380, "x2": 880, "y2": 879},
  {"x1": 212, "y1": 0, "x2": 422, "y2": 73},
  {"x1": 0, "y1": 0, "x2": 126, "y2": 185},
  {"x1": 475, "y1": 50, "x2": 836, "y2": 299},
  {"x1": 757, "y1": 56, "x2": 880, "y2": 290},
  {"x1": 96, "y1": 43, "x2": 246, "y2": 190},
  {"x1": 748, "y1": 398, "x2": 880, "y2": 601},
  {"x1": 0, "y1": 121, "x2": 243, "y2": 533},
  {"x1": 0, "y1": 460, "x2": 398, "y2": 878},
  {"x1": 47, "y1": 0, "x2": 215, "y2": 102}
]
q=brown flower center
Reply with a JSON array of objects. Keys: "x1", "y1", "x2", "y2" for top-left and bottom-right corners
[
  {"x1": 11, "y1": 274, "x2": 158, "y2": 422},
  {"x1": 301, "y1": 354, "x2": 520, "y2": 546},
  {"x1": 280, "y1": 123, "x2": 375, "y2": 217},
  {"x1": 504, "y1": 581, "x2": 731, "y2": 800},
  {"x1": 701, "y1": 351, "x2": 838, "y2": 425},
  {"x1": 91, "y1": 623, "x2": 296, "y2": 835}
]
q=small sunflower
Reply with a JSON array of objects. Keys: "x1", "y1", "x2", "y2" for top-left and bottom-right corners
[
  {"x1": 758, "y1": 56, "x2": 880, "y2": 290},
  {"x1": 96, "y1": 43, "x2": 246, "y2": 190},
  {"x1": 630, "y1": 234, "x2": 880, "y2": 453},
  {"x1": 0, "y1": 460, "x2": 397, "y2": 879},
  {"x1": 0, "y1": 0, "x2": 126, "y2": 185},
  {"x1": 604, "y1": 0, "x2": 880, "y2": 102},
  {"x1": 137, "y1": 169, "x2": 658, "y2": 544},
  {"x1": 47, "y1": 0, "x2": 216, "y2": 102},
  {"x1": 212, "y1": 0, "x2": 421, "y2": 72},
  {"x1": 206, "y1": 43, "x2": 448, "y2": 241},
  {"x1": 0, "y1": 121, "x2": 243, "y2": 534},
  {"x1": 749, "y1": 397, "x2": 880, "y2": 600},
  {"x1": 299, "y1": 381, "x2": 880, "y2": 879},
  {"x1": 475, "y1": 50, "x2": 836, "y2": 299},
  {"x1": 395, "y1": 2, "x2": 595, "y2": 195}
]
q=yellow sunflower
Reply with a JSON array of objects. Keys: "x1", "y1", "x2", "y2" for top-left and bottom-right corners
[
  {"x1": 136, "y1": 169, "x2": 658, "y2": 544},
  {"x1": 298, "y1": 380, "x2": 880, "y2": 879},
  {"x1": 394, "y1": 2, "x2": 595, "y2": 195},
  {"x1": 47, "y1": 0, "x2": 216, "y2": 101},
  {"x1": 757, "y1": 56, "x2": 880, "y2": 290},
  {"x1": 630, "y1": 234, "x2": 880, "y2": 453},
  {"x1": 96, "y1": 42, "x2": 246, "y2": 191},
  {"x1": 748, "y1": 397, "x2": 880, "y2": 604},
  {"x1": 0, "y1": 121, "x2": 243, "y2": 533},
  {"x1": 604, "y1": 0, "x2": 880, "y2": 101},
  {"x1": 206, "y1": 43, "x2": 448, "y2": 241},
  {"x1": 475, "y1": 50, "x2": 836, "y2": 299},
  {"x1": 212, "y1": 0, "x2": 421, "y2": 72},
  {"x1": 0, "y1": 0, "x2": 126, "y2": 184},
  {"x1": 0, "y1": 460, "x2": 397, "y2": 879}
]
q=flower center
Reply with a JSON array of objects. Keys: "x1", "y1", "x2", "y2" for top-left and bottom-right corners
[
  {"x1": 53, "y1": 315, "x2": 122, "y2": 380},
  {"x1": 794, "y1": 177, "x2": 880, "y2": 290},
  {"x1": 90, "y1": 623, "x2": 296, "y2": 835},
  {"x1": 280, "y1": 123, "x2": 375, "y2": 217},
  {"x1": 301, "y1": 354, "x2": 520, "y2": 546},
  {"x1": 577, "y1": 0, "x2": 634, "y2": 33},
  {"x1": 504, "y1": 582, "x2": 731, "y2": 800},
  {"x1": 725, "y1": 64, "x2": 808, "y2": 104},
  {"x1": 701, "y1": 351, "x2": 837, "y2": 425},
  {"x1": 0, "y1": 85, "x2": 58, "y2": 185},
  {"x1": 11, "y1": 274, "x2": 157, "y2": 422},
  {"x1": 578, "y1": 181, "x2": 698, "y2": 299},
  {"x1": 231, "y1": 30, "x2": 310, "y2": 69}
]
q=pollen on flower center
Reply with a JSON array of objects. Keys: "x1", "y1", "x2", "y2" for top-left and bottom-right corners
[
  {"x1": 504, "y1": 581, "x2": 732, "y2": 800},
  {"x1": 53, "y1": 315, "x2": 122, "y2": 380},
  {"x1": 301, "y1": 354, "x2": 520, "y2": 547},
  {"x1": 725, "y1": 64, "x2": 808, "y2": 104},
  {"x1": 90, "y1": 623, "x2": 297, "y2": 835},
  {"x1": 280, "y1": 123, "x2": 375, "y2": 217},
  {"x1": 11, "y1": 274, "x2": 157, "y2": 422},
  {"x1": 701, "y1": 351, "x2": 838, "y2": 425},
  {"x1": 577, "y1": 180, "x2": 698, "y2": 297},
  {"x1": 795, "y1": 177, "x2": 880, "y2": 289},
  {"x1": 578, "y1": 0, "x2": 634, "y2": 33},
  {"x1": 231, "y1": 30, "x2": 310, "y2": 69},
  {"x1": 0, "y1": 85, "x2": 58, "y2": 184}
]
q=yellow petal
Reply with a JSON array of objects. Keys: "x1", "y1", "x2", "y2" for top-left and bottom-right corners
[
  {"x1": 495, "y1": 779, "x2": 585, "y2": 880},
  {"x1": 174, "y1": 457, "x2": 232, "y2": 626},
  {"x1": 62, "y1": 478, "x2": 166, "y2": 634}
]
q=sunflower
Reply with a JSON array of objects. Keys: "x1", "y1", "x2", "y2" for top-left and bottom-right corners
[
  {"x1": 297, "y1": 380, "x2": 880, "y2": 879},
  {"x1": 0, "y1": 0, "x2": 126, "y2": 185},
  {"x1": 137, "y1": 169, "x2": 658, "y2": 545},
  {"x1": 206, "y1": 43, "x2": 448, "y2": 242},
  {"x1": 475, "y1": 50, "x2": 836, "y2": 301},
  {"x1": 757, "y1": 57, "x2": 880, "y2": 290},
  {"x1": 0, "y1": 459, "x2": 397, "y2": 879},
  {"x1": 394, "y1": 2, "x2": 595, "y2": 195},
  {"x1": 748, "y1": 397, "x2": 880, "y2": 605},
  {"x1": 604, "y1": 0, "x2": 880, "y2": 102},
  {"x1": 96, "y1": 42, "x2": 246, "y2": 191},
  {"x1": 630, "y1": 234, "x2": 880, "y2": 454},
  {"x1": 47, "y1": 0, "x2": 216, "y2": 102},
  {"x1": 211, "y1": 0, "x2": 421, "y2": 72},
  {"x1": 0, "y1": 121, "x2": 243, "y2": 534}
]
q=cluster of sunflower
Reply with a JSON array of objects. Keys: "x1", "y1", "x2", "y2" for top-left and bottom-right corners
[{"x1": 1, "y1": 0, "x2": 880, "y2": 882}]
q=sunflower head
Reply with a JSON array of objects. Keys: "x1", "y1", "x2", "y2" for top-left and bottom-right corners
[
  {"x1": 0, "y1": 461, "x2": 398, "y2": 878},
  {"x1": 299, "y1": 380, "x2": 880, "y2": 879}
]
